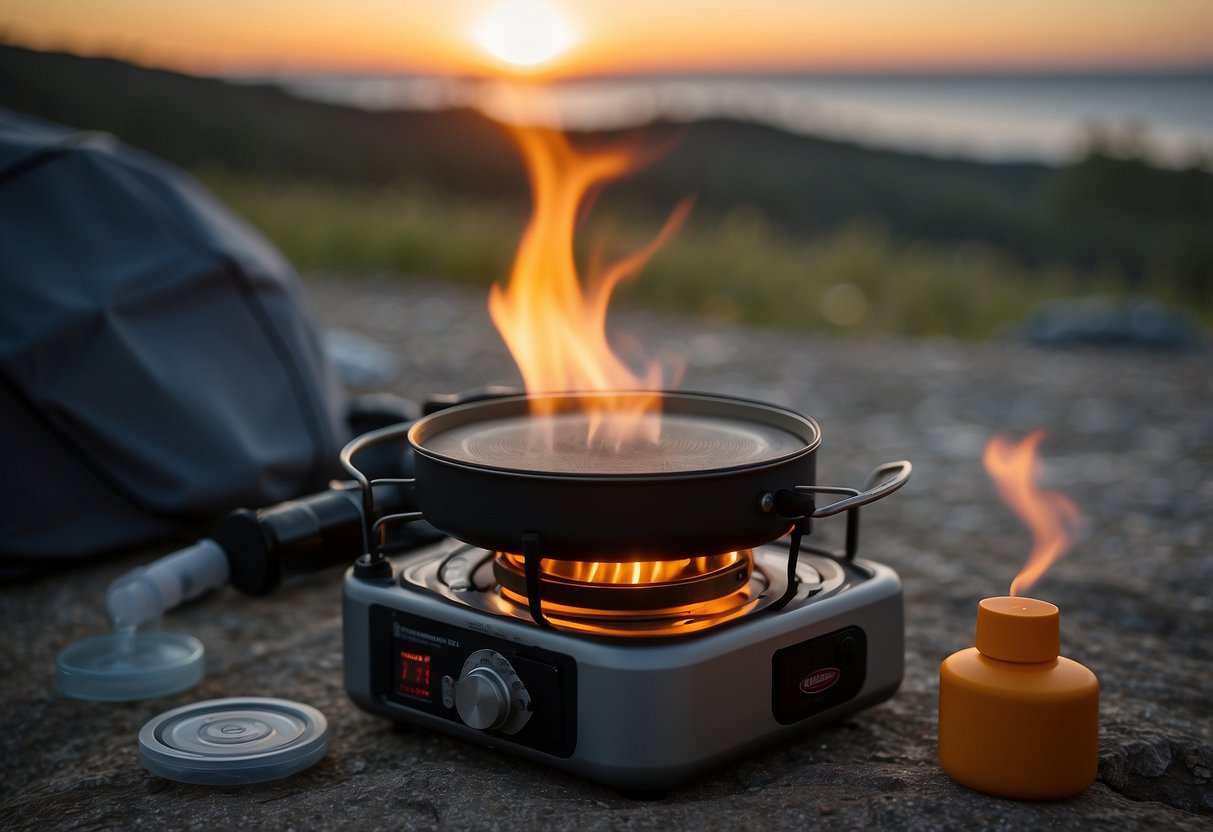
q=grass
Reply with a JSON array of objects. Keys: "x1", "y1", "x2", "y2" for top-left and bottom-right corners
[
  {"x1": 203, "y1": 173, "x2": 527, "y2": 285},
  {"x1": 200, "y1": 170, "x2": 1186, "y2": 340}
]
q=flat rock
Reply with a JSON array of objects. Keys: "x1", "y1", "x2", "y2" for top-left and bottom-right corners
[{"x1": 2, "y1": 275, "x2": 1210, "y2": 830}]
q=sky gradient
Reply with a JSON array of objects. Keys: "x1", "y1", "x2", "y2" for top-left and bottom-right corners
[{"x1": 4, "y1": 0, "x2": 1212, "y2": 77}]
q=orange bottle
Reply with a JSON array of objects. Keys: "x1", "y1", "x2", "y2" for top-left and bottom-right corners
[{"x1": 938, "y1": 596, "x2": 1099, "y2": 800}]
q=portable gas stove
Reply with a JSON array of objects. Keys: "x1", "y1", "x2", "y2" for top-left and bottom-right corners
[{"x1": 341, "y1": 391, "x2": 910, "y2": 791}]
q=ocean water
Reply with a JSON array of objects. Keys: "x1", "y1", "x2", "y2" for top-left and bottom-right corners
[{"x1": 277, "y1": 72, "x2": 1213, "y2": 167}]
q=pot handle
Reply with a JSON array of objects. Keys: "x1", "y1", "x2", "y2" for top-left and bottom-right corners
[
  {"x1": 809, "y1": 459, "x2": 912, "y2": 518},
  {"x1": 767, "y1": 461, "x2": 913, "y2": 610},
  {"x1": 773, "y1": 460, "x2": 911, "y2": 519}
]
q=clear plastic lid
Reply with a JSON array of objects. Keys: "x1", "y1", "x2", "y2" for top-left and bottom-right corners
[
  {"x1": 56, "y1": 631, "x2": 205, "y2": 702},
  {"x1": 139, "y1": 697, "x2": 329, "y2": 785}
]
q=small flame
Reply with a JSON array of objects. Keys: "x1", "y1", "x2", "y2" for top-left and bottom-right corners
[
  {"x1": 488, "y1": 123, "x2": 691, "y2": 447},
  {"x1": 983, "y1": 431, "x2": 1081, "y2": 596},
  {"x1": 515, "y1": 551, "x2": 745, "y2": 586}
]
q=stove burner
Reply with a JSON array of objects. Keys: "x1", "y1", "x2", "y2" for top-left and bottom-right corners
[
  {"x1": 492, "y1": 550, "x2": 753, "y2": 612},
  {"x1": 405, "y1": 541, "x2": 836, "y2": 638}
]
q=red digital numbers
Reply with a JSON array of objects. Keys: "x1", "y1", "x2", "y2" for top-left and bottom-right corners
[{"x1": 398, "y1": 650, "x2": 433, "y2": 700}]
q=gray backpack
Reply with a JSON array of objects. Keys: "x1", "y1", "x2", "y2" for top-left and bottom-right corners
[{"x1": 0, "y1": 107, "x2": 348, "y2": 565}]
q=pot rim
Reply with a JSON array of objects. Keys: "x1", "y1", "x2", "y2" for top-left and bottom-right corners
[{"x1": 407, "y1": 390, "x2": 822, "y2": 482}]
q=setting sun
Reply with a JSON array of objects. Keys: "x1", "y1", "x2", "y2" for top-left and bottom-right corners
[
  {"x1": 474, "y1": 0, "x2": 575, "y2": 70},
  {"x1": 3, "y1": 1, "x2": 1211, "y2": 76}
]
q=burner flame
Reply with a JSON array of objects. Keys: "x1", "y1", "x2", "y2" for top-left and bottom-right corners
[
  {"x1": 488, "y1": 124, "x2": 691, "y2": 448},
  {"x1": 491, "y1": 549, "x2": 759, "y2": 636},
  {"x1": 983, "y1": 431, "x2": 1081, "y2": 596},
  {"x1": 527, "y1": 551, "x2": 745, "y2": 586}
]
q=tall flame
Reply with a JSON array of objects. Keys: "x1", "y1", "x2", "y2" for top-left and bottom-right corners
[
  {"x1": 488, "y1": 124, "x2": 691, "y2": 447},
  {"x1": 983, "y1": 431, "x2": 1081, "y2": 596}
]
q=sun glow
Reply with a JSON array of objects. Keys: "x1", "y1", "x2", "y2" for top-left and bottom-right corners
[
  {"x1": 6, "y1": 1, "x2": 1213, "y2": 77},
  {"x1": 474, "y1": 0, "x2": 576, "y2": 70}
]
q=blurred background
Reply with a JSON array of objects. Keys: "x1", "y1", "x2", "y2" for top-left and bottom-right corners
[{"x1": 2, "y1": 0, "x2": 1211, "y2": 342}]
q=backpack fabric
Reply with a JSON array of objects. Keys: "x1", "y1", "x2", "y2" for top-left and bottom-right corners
[{"x1": 0, "y1": 107, "x2": 348, "y2": 563}]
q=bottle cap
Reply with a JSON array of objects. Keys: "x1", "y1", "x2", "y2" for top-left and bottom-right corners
[
  {"x1": 57, "y1": 631, "x2": 205, "y2": 701},
  {"x1": 139, "y1": 697, "x2": 329, "y2": 785},
  {"x1": 975, "y1": 596, "x2": 1060, "y2": 662}
]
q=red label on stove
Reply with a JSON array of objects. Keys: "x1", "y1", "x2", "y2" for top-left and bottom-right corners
[{"x1": 800, "y1": 667, "x2": 841, "y2": 694}]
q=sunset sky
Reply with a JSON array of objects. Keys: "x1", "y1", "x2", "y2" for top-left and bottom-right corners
[{"x1": 4, "y1": 0, "x2": 1212, "y2": 78}]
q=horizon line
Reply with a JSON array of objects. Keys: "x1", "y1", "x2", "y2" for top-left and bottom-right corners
[
  {"x1": 4, "y1": 40, "x2": 1212, "y2": 84},
  {"x1": 250, "y1": 63, "x2": 1213, "y2": 82}
]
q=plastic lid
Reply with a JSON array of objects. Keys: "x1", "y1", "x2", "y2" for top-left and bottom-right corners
[
  {"x1": 57, "y1": 631, "x2": 205, "y2": 701},
  {"x1": 975, "y1": 596, "x2": 1060, "y2": 663},
  {"x1": 139, "y1": 697, "x2": 329, "y2": 785}
]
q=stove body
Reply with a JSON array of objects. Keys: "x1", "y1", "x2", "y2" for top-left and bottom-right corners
[{"x1": 343, "y1": 539, "x2": 903, "y2": 790}]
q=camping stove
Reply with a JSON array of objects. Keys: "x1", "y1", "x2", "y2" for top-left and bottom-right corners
[
  {"x1": 343, "y1": 539, "x2": 902, "y2": 791},
  {"x1": 340, "y1": 392, "x2": 909, "y2": 791}
]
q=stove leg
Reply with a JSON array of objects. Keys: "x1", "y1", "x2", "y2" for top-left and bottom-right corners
[
  {"x1": 767, "y1": 523, "x2": 805, "y2": 612},
  {"x1": 522, "y1": 532, "x2": 552, "y2": 629}
]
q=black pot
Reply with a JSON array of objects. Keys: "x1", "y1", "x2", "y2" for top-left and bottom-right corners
[{"x1": 394, "y1": 391, "x2": 905, "y2": 561}]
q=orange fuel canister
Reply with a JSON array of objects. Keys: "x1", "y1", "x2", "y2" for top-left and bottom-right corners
[{"x1": 938, "y1": 596, "x2": 1099, "y2": 800}]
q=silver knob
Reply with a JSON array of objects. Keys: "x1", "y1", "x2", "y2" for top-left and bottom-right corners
[
  {"x1": 455, "y1": 666, "x2": 511, "y2": 731},
  {"x1": 455, "y1": 649, "x2": 533, "y2": 734}
]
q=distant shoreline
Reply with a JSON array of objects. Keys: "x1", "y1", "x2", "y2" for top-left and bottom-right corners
[
  {"x1": 3, "y1": 43, "x2": 1209, "y2": 333},
  {"x1": 232, "y1": 67, "x2": 1213, "y2": 83},
  {"x1": 258, "y1": 70, "x2": 1213, "y2": 167}
]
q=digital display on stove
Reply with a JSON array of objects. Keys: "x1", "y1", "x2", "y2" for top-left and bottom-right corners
[{"x1": 397, "y1": 649, "x2": 433, "y2": 701}]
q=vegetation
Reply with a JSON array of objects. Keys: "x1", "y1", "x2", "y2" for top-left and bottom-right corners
[
  {"x1": 206, "y1": 175, "x2": 526, "y2": 285},
  {"x1": 2, "y1": 43, "x2": 1209, "y2": 338},
  {"x1": 203, "y1": 172, "x2": 1144, "y2": 338}
]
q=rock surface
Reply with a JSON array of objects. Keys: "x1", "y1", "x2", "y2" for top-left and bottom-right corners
[{"x1": 2, "y1": 275, "x2": 1210, "y2": 830}]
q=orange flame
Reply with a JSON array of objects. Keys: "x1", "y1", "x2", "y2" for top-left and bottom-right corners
[
  {"x1": 983, "y1": 431, "x2": 1081, "y2": 596},
  {"x1": 488, "y1": 124, "x2": 691, "y2": 447},
  {"x1": 501, "y1": 551, "x2": 745, "y2": 586}
]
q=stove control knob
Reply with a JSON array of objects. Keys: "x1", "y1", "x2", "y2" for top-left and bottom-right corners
[
  {"x1": 455, "y1": 649, "x2": 532, "y2": 734},
  {"x1": 455, "y1": 667, "x2": 510, "y2": 730}
]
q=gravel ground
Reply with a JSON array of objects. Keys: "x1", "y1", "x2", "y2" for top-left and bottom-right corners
[{"x1": 2, "y1": 274, "x2": 1210, "y2": 830}]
